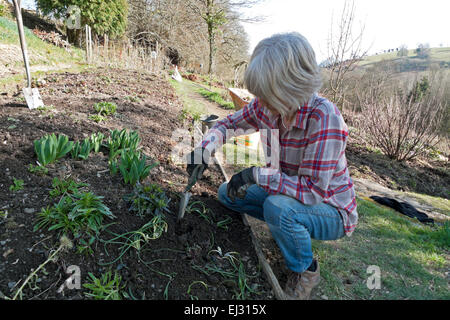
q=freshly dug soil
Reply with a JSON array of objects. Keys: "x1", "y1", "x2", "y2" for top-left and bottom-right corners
[{"x1": 0, "y1": 68, "x2": 273, "y2": 300}]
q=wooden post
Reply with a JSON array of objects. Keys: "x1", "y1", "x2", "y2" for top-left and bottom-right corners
[
  {"x1": 85, "y1": 25, "x2": 88, "y2": 63},
  {"x1": 88, "y1": 26, "x2": 92, "y2": 63}
]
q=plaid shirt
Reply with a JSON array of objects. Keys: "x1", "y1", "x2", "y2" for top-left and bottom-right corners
[{"x1": 201, "y1": 94, "x2": 358, "y2": 236}]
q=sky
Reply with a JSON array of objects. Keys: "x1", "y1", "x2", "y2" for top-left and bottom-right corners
[
  {"x1": 240, "y1": 0, "x2": 450, "y2": 62},
  {"x1": 15, "y1": 0, "x2": 450, "y2": 63}
]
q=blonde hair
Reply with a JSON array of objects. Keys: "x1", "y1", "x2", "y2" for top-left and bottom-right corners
[{"x1": 244, "y1": 32, "x2": 322, "y2": 118}]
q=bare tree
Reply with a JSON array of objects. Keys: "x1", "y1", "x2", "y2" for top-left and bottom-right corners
[
  {"x1": 325, "y1": 0, "x2": 369, "y2": 109},
  {"x1": 187, "y1": 0, "x2": 264, "y2": 76}
]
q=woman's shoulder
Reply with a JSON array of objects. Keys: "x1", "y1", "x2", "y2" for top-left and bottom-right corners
[
  {"x1": 311, "y1": 94, "x2": 343, "y2": 117},
  {"x1": 308, "y1": 94, "x2": 348, "y2": 131}
]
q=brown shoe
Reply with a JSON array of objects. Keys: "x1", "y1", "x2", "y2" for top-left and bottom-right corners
[{"x1": 284, "y1": 260, "x2": 320, "y2": 300}]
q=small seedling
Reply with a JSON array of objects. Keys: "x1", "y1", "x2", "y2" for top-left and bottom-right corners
[
  {"x1": 186, "y1": 201, "x2": 213, "y2": 224},
  {"x1": 9, "y1": 178, "x2": 24, "y2": 192},
  {"x1": 83, "y1": 271, "x2": 123, "y2": 300},
  {"x1": 28, "y1": 164, "x2": 49, "y2": 175},
  {"x1": 187, "y1": 281, "x2": 208, "y2": 300}
]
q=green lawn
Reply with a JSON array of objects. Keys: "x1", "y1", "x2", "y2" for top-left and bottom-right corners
[{"x1": 312, "y1": 197, "x2": 449, "y2": 300}]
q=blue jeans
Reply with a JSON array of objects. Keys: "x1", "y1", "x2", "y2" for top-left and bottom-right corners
[{"x1": 218, "y1": 183, "x2": 345, "y2": 273}]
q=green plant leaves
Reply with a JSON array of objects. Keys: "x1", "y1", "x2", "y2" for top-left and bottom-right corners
[
  {"x1": 34, "y1": 133, "x2": 73, "y2": 166},
  {"x1": 93, "y1": 102, "x2": 117, "y2": 116},
  {"x1": 117, "y1": 149, "x2": 158, "y2": 186},
  {"x1": 71, "y1": 138, "x2": 93, "y2": 160}
]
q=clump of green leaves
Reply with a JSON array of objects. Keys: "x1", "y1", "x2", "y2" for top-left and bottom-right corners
[
  {"x1": 124, "y1": 183, "x2": 171, "y2": 217},
  {"x1": 93, "y1": 102, "x2": 117, "y2": 116},
  {"x1": 34, "y1": 191, "x2": 115, "y2": 238},
  {"x1": 106, "y1": 128, "x2": 141, "y2": 160},
  {"x1": 83, "y1": 271, "x2": 123, "y2": 300},
  {"x1": 9, "y1": 178, "x2": 24, "y2": 192},
  {"x1": 34, "y1": 133, "x2": 74, "y2": 166},
  {"x1": 71, "y1": 138, "x2": 93, "y2": 160},
  {"x1": 90, "y1": 132, "x2": 105, "y2": 153},
  {"x1": 110, "y1": 149, "x2": 158, "y2": 186},
  {"x1": 88, "y1": 114, "x2": 107, "y2": 123},
  {"x1": 49, "y1": 177, "x2": 89, "y2": 198}
]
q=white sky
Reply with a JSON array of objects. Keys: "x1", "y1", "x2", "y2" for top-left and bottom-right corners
[
  {"x1": 15, "y1": 0, "x2": 450, "y2": 62},
  {"x1": 240, "y1": 0, "x2": 450, "y2": 62}
]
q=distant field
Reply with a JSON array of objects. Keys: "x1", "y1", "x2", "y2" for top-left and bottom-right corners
[{"x1": 358, "y1": 47, "x2": 450, "y2": 73}]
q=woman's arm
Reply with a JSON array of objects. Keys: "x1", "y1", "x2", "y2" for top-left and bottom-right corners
[{"x1": 199, "y1": 97, "x2": 261, "y2": 155}]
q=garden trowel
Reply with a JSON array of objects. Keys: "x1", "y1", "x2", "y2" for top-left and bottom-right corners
[
  {"x1": 177, "y1": 165, "x2": 203, "y2": 222},
  {"x1": 13, "y1": 0, "x2": 44, "y2": 109}
]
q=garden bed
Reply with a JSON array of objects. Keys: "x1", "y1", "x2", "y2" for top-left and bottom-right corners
[{"x1": 0, "y1": 68, "x2": 273, "y2": 300}]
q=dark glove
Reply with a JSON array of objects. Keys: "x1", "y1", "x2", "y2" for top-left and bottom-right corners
[
  {"x1": 186, "y1": 147, "x2": 210, "y2": 181},
  {"x1": 227, "y1": 167, "x2": 256, "y2": 202}
]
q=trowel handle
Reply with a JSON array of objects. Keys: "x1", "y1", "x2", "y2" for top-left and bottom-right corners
[{"x1": 13, "y1": 0, "x2": 32, "y2": 89}]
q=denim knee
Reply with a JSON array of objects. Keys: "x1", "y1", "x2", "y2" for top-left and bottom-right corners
[{"x1": 217, "y1": 182, "x2": 229, "y2": 205}]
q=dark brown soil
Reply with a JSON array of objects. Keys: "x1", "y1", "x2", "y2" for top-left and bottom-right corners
[
  {"x1": 0, "y1": 68, "x2": 273, "y2": 300},
  {"x1": 345, "y1": 135, "x2": 449, "y2": 199}
]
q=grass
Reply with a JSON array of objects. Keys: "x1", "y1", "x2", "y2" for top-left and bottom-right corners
[
  {"x1": 402, "y1": 192, "x2": 450, "y2": 217},
  {"x1": 311, "y1": 197, "x2": 449, "y2": 300},
  {"x1": 169, "y1": 78, "x2": 207, "y2": 118},
  {"x1": 196, "y1": 87, "x2": 235, "y2": 110}
]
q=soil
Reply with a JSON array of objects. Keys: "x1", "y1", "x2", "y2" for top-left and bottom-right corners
[
  {"x1": 0, "y1": 67, "x2": 273, "y2": 300},
  {"x1": 345, "y1": 133, "x2": 449, "y2": 200}
]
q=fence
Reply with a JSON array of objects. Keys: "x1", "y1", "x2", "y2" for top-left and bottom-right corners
[{"x1": 82, "y1": 26, "x2": 169, "y2": 75}]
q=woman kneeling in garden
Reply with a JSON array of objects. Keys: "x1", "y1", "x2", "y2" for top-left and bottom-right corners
[{"x1": 186, "y1": 32, "x2": 358, "y2": 300}]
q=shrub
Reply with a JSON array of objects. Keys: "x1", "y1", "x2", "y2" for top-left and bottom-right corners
[{"x1": 359, "y1": 74, "x2": 447, "y2": 161}]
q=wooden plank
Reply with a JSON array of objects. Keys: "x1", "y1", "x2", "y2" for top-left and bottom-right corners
[{"x1": 241, "y1": 213, "x2": 286, "y2": 300}]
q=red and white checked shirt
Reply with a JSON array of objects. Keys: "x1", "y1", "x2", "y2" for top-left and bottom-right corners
[{"x1": 201, "y1": 94, "x2": 358, "y2": 236}]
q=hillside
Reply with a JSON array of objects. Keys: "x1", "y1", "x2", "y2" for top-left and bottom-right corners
[
  {"x1": 0, "y1": 15, "x2": 85, "y2": 92},
  {"x1": 359, "y1": 47, "x2": 450, "y2": 73}
]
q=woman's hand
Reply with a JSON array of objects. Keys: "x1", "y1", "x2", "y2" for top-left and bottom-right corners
[
  {"x1": 186, "y1": 147, "x2": 210, "y2": 181},
  {"x1": 227, "y1": 167, "x2": 256, "y2": 202}
]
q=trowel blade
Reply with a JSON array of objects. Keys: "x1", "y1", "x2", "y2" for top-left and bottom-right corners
[{"x1": 177, "y1": 192, "x2": 192, "y2": 221}]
